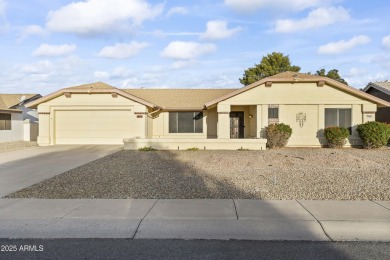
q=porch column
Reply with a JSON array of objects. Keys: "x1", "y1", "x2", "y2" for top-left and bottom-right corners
[
  {"x1": 217, "y1": 104, "x2": 230, "y2": 139},
  {"x1": 37, "y1": 105, "x2": 50, "y2": 146},
  {"x1": 259, "y1": 104, "x2": 268, "y2": 138},
  {"x1": 133, "y1": 105, "x2": 148, "y2": 138},
  {"x1": 256, "y1": 105, "x2": 262, "y2": 138}
]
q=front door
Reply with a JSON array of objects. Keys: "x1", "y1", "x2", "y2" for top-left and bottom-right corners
[{"x1": 230, "y1": 112, "x2": 244, "y2": 138}]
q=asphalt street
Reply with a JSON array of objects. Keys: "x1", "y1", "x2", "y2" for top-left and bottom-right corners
[{"x1": 0, "y1": 239, "x2": 389, "y2": 260}]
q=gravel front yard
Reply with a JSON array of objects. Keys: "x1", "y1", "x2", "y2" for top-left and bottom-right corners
[
  {"x1": 0, "y1": 141, "x2": 37, "y2": 153},
  {"x1": 5, "y1": 148, "x2": 390, "y2": 200}
]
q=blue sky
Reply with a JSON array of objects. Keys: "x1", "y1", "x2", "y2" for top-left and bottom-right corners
[{"x1": 1, "y1": 0, "x2": 390, "y2": 94}]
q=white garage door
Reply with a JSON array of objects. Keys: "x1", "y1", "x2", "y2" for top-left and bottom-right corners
[{"x1": 55, "y1": 110, "x2": 133, "y2": 144}]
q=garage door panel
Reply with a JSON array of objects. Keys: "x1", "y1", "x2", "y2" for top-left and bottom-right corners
[{"x1": 55, "y1": 110, "x2": 133, "y2": 144}]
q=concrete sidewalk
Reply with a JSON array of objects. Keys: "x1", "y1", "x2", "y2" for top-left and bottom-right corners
[{"x1": 0, "y1": 199, "x2": 389, "y2": 241}]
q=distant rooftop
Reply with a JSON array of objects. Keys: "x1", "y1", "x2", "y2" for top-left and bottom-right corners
[
  {"x1": 365, "y1": 81, "x2": 390, "y2": 95},
  {"x1": 0, "y1": 94, "x2": 40, "y2": 112}
]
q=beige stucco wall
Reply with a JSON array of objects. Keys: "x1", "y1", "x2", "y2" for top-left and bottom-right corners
[
  {"x1": 36, "y1": 93, "x2": 148, "y2": 145},
  {"x1": 124, "y1": 138, "x2": 267, "y2": 150},
  {"x1": 217, "y1": 82, "x2": 377, "y2": 147}
]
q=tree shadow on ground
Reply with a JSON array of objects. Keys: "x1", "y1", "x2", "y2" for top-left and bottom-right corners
[{"x1": 5, "y1": 150, "x2": 256, "y2": 199}]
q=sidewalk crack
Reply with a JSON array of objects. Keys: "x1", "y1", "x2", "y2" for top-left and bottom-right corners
[
  {"x1": 232, "y1": 199, "x2": 239, "y2": 220},
  {"x1": 370, "y1": 200, "x2": 390, "y2": 210},
  {"x1": 60, "y1": 199, "x2": 92, "y2": 218},
  {"x1": 295, "y1": 200, "x2": 333, "y2": 242},
  {"x1": 132, "y1": 199, "x2": 159, "y2": 239}
]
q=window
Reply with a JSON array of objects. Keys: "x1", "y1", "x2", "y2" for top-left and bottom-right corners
[
  {"x1": 169, "y1": 112, "x2": 203, "y2": 133},
  {"x1": 0, "y1": 113, "x2": 11, "y2": 130},
  {"x1": 268, "y1": 105, "x2": 279, "y2": 124},
  {"x1": 325, "y1": 108, "x2": 352, "y2": 134}
]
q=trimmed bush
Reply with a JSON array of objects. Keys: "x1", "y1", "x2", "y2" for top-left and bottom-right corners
[
  {"x1": 356, "y1": 121, "x2": 390, "y2": 149},
  {"x1": 266, "y1": 123, "x2": 292, "y2": 148},
  {"x1": 324, "y1": 127, "x2": 350, "y2": 148}
]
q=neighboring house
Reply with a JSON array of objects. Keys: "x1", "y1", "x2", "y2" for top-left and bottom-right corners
[
  {"x1": 0, "y1": 94, "x2": 41, "y2": 142},
  {"x1": 363, "y1": 81, "x2": 390, "y2": 123},
  {"x1": 27, "y1": 72, "x2": 390, "y2": 149}
]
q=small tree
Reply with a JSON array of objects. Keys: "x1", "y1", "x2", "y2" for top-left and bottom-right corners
[
  {"x1": 315, "y1": 69, "x2": 348, "y2": 85},
  {"x1": 240, "y1": 52, "x2": 301, "y2": 85}
]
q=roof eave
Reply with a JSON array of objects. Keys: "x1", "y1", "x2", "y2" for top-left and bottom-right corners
[
  {"x1": 26, "y1": 88, "x2": 158, "y2": 109},
  {"x1": 0, "y1": 109, "x2": 22, "y2": 113},
  {"x1": 161, "y1": 107, "x2": 204, "y2": 111}
]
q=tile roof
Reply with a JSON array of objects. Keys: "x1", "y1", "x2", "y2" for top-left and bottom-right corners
[
  {"x1": 27, "y1": 73, "x2": 390, "y2": 109},
  {"x1": 267, "y1": 71, "x2": 322, "y2": 80},
  {"x1": 0, "y1": 94, "x2": 39, "y2": 112},
  {"x1": 123, "y1": 89, "x2": 237, "y2": 109},
  {"x1": 64, "y1": 82, "x2": 117, "y2": 90}
]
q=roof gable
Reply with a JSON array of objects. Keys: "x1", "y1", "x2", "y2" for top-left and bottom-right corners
[
  {"x1": 26, "y1": 82, "x2": 157, "y2": 108},
  {"x1": 204, "y1": 72, "x2": 390, "y2": 108}
]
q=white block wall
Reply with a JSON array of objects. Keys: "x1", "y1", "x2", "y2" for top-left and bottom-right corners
[{"x1": 0, "y1": 113, "x2": 24, "y2": 142}]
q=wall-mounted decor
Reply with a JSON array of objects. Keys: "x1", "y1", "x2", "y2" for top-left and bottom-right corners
[{"x1": 296, "y1": 112, "x2": 306, "y2": 128}]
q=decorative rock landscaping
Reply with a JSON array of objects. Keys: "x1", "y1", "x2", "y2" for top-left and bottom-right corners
[{"x1": 6, "y1": 148, "x2": 390, "y2": 200}]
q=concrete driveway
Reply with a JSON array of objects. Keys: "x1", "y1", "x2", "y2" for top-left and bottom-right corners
[{"x1": 0, "y1": 145, "x2": 122, "y2": 197}]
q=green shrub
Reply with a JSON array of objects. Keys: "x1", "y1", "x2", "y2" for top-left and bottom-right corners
[
  {"x1": 138, "y1": 146, "x2": 156, "y2": 151},
  {"x1": 187, "y1": 147, "x2": 199, "y2": 151},
  {"x1": 266, "y1": 123, "x2": 292, "y2": 148},
  {"x1": 324, "y1": 127, "x2": 350, "y2": 148},
  {"x1": 356, "y1": 121, "x2": 390, "y2": 149}
]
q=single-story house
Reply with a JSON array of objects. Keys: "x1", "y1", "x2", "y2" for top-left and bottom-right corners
[
  {"x1": 0, "y1": 93, "x2": 41, "y2": 142},
  {"x1": 363, "y1": 81, "x2": 390, "y2": 123},
  {"x1": 26, "y1": 72, "x2": 390, "y2": 149}
]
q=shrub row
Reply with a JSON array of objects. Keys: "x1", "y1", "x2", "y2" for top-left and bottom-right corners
[{"x1": 266, "y1": 121, "x2": 390, "y2": 149}]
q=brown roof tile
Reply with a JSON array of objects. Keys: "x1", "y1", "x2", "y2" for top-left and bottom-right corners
[
  {"x1": 122, "y1": 89, "x2": 237, "y2": 109},
  {"x1": 267, "y1": 71, "x2": 322, "y2": 80},
  {"x1": 65, "y1": 82, "x2": 117, "y2": 90}
]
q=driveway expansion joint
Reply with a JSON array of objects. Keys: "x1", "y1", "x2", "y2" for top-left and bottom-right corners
[{"x1": 295, "y1": 200, "x2": 333, "y2": 242}]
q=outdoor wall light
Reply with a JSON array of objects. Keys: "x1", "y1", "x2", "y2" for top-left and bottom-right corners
[{"x1": 249, "y1": 114, "x2": 253, "y2": 119}]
